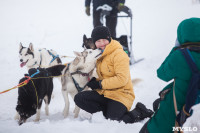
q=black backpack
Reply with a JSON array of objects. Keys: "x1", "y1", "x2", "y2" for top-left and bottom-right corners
[{"x1": 176, "y1": 48, "x2": 200, "y2": 127}]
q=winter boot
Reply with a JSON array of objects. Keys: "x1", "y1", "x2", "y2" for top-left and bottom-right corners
[
  {"x1": 135, "y1": 102, "x2": 154, "y2": 120},
  {"x1": 128, "y1": 107, "x2": 143, "y2": 123}
]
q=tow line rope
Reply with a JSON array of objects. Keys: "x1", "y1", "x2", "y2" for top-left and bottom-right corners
[
  {"x1": 0, "y1": 70, "x2": 69, "y2": 94},
  {"x1": 0, "y1": 63, "x2": 91, "y2": 95},
  {"x1": 0, "y1": 76, "x2": 31, "y2": 94}
]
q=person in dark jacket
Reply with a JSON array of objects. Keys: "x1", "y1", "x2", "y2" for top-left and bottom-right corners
[
  {"x1": 140, "y1": 18, "x2": 200, "y2": 133},
  {"x1": 85, "y1": 0, "x2": 125, "y2": 38},
  {"x1": 74, "y1": 26, "x2": 153, "y2": 124}
]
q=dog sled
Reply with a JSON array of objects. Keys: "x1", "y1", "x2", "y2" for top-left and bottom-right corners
[{"x1": 98, "y1": 4, "x2": 144, "y2": 65}]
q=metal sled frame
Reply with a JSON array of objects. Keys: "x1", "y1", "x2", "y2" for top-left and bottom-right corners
[
  {"x1": 99, "y1": 5, "x2": 143, "y2": 65},
  {"x1": 117, "y1": 6, "x2": 135, "y2": 64}
]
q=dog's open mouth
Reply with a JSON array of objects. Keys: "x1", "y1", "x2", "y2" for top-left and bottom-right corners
[
  {"x1": 95, "y1": 53, "x2": 102, "y2": 58},
  {"x1": 20, "y1": 60, "x2": 28, "y2": 68}
]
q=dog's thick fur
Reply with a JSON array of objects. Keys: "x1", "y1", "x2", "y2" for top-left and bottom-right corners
[
  {"x1": 61, "y1": 49, "x2": 102, "y2": 118},
  {"x1": 15, "y1": 65, "x2": 65, "y2": 125},
  {"x1": 19, "y1": 43, "x2": 62, "y2": 70}
]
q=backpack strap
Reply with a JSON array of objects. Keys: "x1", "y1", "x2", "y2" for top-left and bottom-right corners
[
  {"x1": 172, "y1": 80, "x2": 185, "y2": 133},
  {"x1": 172, "y1": 48, "x2": 200, "y2": 130},
  {"x1": 180, "y1": 48, "x2": 199, "y2": 73},
  {"x1": 180, "y1": 48, "x2": 200, "y2": 112}
]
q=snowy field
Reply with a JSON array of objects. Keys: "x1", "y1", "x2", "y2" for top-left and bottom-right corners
[{"x1": 0, "y1": 0, "x2": 200, "y2": 133}]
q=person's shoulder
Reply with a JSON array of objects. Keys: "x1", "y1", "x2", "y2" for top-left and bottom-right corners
[
  {"x1": 166, "y1": 47, "x2": 185, "y2": 64},
  {"x1": 170, "y1": 47, "x2": 183, "y2": 57},
  {"x1": 112, "y1": 39, "x2": 121, "y2": 44},
  {"x1": 112, "y1": 48, "x2": 129, "y2": 62}
]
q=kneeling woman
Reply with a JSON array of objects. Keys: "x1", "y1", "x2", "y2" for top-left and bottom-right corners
[{"x1": 74, "y1": 26, "x2": 153, "y2": 123}]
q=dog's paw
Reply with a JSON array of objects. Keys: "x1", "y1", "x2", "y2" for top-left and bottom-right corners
[
  {"x1": 34, "y1": 118, "x2": 40, "y2": 122},
  {"x1": 14, "y1": 113, "x2": 20, "y2": 120},
  {"x1": 51, "y1": 93, "x2": 55, "y2": 99},
  {"x1": 74, "y1": 113, "x2": 78, "y2": 118},
  {"x1": 34, "y1": 113, "x2": 40, "y2": 122},
  {"x1": 73, "y1": 106, "x2": 80, "y2": 118},
  {"x1": 45, "y1": 110, "x2": 49, "y2": 116},
  {"x1": 45, "y1": 106, "x2": 49, "y2": 116},
  {"x1": 62, "y1": 110, "x2": 69, "y2": 118}
]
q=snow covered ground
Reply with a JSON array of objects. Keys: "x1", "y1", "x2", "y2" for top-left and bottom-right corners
[{"x1": 0, "y1": 0, "x2": 200, "y2": 133}]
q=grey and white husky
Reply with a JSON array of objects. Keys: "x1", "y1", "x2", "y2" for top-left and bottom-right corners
[
  {"x1": 19, "y1": 43, "x2": 62, "y2": 70},
  {"x1": 61, "y1": 49, "x2": 101, "y2": 118}
]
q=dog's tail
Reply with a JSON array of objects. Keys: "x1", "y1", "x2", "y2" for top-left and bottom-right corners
[
  {"x1": 132, "y1": 78, "x2": 142, "y2": 86},
  {"x1": 46, "y1": 64, "x2": 66, "y2": 77}
]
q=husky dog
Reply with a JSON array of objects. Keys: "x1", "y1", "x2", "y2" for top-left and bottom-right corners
[
  {"x1": 15, "y1": 65, "x2": 65, "y2": 125},
  {"x1": 61, "y1": 49, "x2": 102, "y2": 118},
  {"x1": 82, "y1": 35, "x2": 96, "y2": 50},
  {"x1": 19, "y1": 43, "x2": 62, "y2": 70}
]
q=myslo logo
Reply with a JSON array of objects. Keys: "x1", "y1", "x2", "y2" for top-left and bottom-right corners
[{"x1": 172, "y1": 126, "x2": 198, "y2": 132}]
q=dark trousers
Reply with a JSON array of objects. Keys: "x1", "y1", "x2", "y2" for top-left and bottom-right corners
[
  {"x1": 74, "y1": 90, "x2": 135, "y2": 123},
  {"x1": 93, "y1": 10, "x2": 117, "y2": 38}
]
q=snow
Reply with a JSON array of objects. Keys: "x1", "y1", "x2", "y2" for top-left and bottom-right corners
[{"x1": 0, "y1": 0, "x2": 200, "y2": 133}]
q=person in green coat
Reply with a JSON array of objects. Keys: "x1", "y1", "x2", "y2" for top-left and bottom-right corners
[{"x1": 140, "y1": 17, "x2": 200, "y2": 133}]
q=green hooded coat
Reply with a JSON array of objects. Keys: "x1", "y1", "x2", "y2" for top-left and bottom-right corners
[{"x1": 147, "y1": 18, "x2": 200, "y2": 133}]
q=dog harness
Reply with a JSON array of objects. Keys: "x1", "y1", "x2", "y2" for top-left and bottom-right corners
[
  {"x1": 47, "y1": 50, "x2": 59, "y2": 65},
  {"x1": 30, "y1": 49, "x2": 59, "y2": 68},
  {"x1": 66, "y1": 64, "x2": 91, "y2": 92},
  {"x1": 22, "y1": 69, "x2": 41, "y2": 107}
]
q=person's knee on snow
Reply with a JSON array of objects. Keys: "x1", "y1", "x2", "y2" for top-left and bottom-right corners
[
  {"x1": 74, "y1": 92, "x2": 85, "y2": 110},
  {"x1": 74, "y1": 91, "x2": 108, "y2": 114},
  {"x1": 104, "y1": 99, "x2": 127, "y2": 121},
  {"x1": 75, "y1": 26, "x2": 154, "y2": 124}
]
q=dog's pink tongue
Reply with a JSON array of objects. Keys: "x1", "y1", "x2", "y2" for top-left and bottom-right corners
[{"x1": 20, "y1": 62, "x2": 26, "y2": 68}]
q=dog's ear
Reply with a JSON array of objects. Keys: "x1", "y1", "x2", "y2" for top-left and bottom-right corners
[
  {"x1": 19, "y1": 42, "x2": 23, "y2": 51},
  {"x1": 82, "y1": 50, "x2": 88, "y2": 57},
  {"x1": 73, "y1": 51, "x2": 82, "y2": 57},
  {"x1": 83, "y1": 34, "x2": 87, "y2": 43},
  {"x1": 29, "y1": 43, "x2": 34, "y2": 52},
  {"x1": 73, "y1": 57, "x2": 80, "y2": 65}
]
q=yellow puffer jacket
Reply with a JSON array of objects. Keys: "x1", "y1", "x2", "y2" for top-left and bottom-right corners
[{"x1": 96, "y1": 39, "x2": 135, "y2": 111}]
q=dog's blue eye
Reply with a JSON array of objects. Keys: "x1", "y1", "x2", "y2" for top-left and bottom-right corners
[{"x1": 25, "y1": 53, "x2": 28, "y2": 56}]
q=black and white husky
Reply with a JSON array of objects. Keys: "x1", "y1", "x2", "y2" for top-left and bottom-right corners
[
  {"x1": 61, "y1": 49, "x2": 101, "y2": 118},
  {"x1": 19, "y1": 43, "x2": 62, "y2": 70},
  {"x1": 15, "y1": 65, "x2": 66, "y2": 125},
  {"x1": 15, "y1": 49, "x2": 101, "y2": 124}
]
